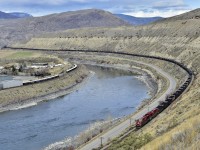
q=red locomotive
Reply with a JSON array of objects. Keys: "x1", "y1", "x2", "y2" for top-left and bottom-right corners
[
  {"x1": 135, "y1": 108, "x2": 159, "y2": 129},
  {"x1": 135, "y1": 74, "x2": 192, "y2": 129}
]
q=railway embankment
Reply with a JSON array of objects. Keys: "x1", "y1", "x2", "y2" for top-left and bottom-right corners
[
  {"x1": 3, "y1": 47, "x2": 193, "y2": 150},
  {"x1": 0, "y1": 8, "x2": 200, "y2": 149},
  {"x1": 0, "y1": 64, "x2": 89, "y2": 113},
  {"x1": 4, "y1": 9, "x2": 200, "y2": 149}
]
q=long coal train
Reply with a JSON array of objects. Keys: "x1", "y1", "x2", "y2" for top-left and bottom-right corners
[
  {"x1": 6, "y1": 47, "x2": 194, "y2": 129},
  {"x1": 23, "y1": 64, "x2": 77, "y2": 85}
]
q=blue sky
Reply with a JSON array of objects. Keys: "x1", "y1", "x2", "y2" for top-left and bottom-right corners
[{"x1": 0, "y1": 0, "x2": 199, "y2": 17}]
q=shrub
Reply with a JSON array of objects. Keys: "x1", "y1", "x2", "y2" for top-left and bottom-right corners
[{"x1": 108, "y1": 133, "x2": 152, "y2": 150}]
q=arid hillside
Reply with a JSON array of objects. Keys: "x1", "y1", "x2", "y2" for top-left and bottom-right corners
[
  {"x1": 0, "y1": 9, "x2": 130, "y2": 48},
  {"x1": 15, "y1": 9, "x2": 200, "y2": 72},
  {"x1": 12, "y1": 8, "x2": 200, "y2": 149}
]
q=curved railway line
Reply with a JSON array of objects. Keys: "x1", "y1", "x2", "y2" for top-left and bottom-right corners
[
  {"x1": 0, "y1": 63, "x2": 77, "y2": 90},
  {"x1": 5, "y1": 47, "x2": 194, "y2": 149},
  {"x1": 23, "y1": 64, "x2": 77, "y2": 85}
]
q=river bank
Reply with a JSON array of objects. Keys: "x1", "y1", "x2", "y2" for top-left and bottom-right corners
[
  {"x1": 43, "y1": 62, "x2": 160, "y2": 150},
  {"x1": 0, "y1": 59, "x2": 157, "y2": 114},
  {"x1": 0, "y1": 64, "x2": 150, "y2": 150},
  {"x1": 69, "y1": 58, "x2": 158, "y2": 98},
  {"x1": 0, "y1": 57, "x2": 165, "y2": 150},
  {"x1": 0, "y1": 65, "x2": 89, "y2": 113}
]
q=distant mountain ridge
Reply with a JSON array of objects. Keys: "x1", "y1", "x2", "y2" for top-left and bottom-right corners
[
  {"x1": 8, "y1": 8, "x2": 200, "y2": 150},
  {"x1": 8, "y1": 12, "x2": 32, "y2": 18},
  {"x1": 0, "y1": 11, "x2": 32, "y2": 19},
  {"x1": 115, "y1": 14, "x2": 163, "y2": 26},
  {"x1": 0, "y1": 9, "x2": 130, "y2": 48},
  {"x1": 0, "y1": 11, "x2": 17, "y2": 19}
]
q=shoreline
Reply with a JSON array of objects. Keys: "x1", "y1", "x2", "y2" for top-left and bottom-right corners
[
  {"x1": 0, "y1": 61, "x2": 160, "y2": 150},
  {"x1": 0, "y1": 71, "x2": 92, "y2": 113},
  {"x1": 74, "y1": 60, "x2": 158, "y2": 98},
  {"x1": 43, "y1": 62, "x2": 159, "y2": 150},
  {"x1": 0, "y1": 61, "x2": 157, "y2": 113}
]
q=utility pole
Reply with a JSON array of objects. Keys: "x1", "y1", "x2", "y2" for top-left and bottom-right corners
[{"x1": 100, "y1": 137, "x2": 104, "y2": 147}]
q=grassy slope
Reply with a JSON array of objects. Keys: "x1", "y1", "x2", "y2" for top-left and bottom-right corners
[
  {"x1": 0, "y1": 50, "x2": 89, "y2": 107},
  {"x1": 12, "y1": 9, "x2": 200, "y2": 149},
  {"x1": 108, "y1": 74, "x2": 200, "y2": 150},
  {"x1": 144, "y1": 116, "x2": 200, "y2": 150},
  {"x1": 0, "y1": 50, "x2": 73, "y2": 75},
  {"x1": 0, "y1": 50, "x2": 41, "y2": 59},
  {"x1": 0, "y1": 65, "x2": 88, "y2": 107},
  {"x1": 0, "y1": 9, "x2": 130, "y2": 48}
]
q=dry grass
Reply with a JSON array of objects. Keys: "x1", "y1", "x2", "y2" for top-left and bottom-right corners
[
  {"x1": 142, "y1": 114, "x2": 200, "y2": 150},
  {"x1": 0, "y1": 65, "x2": 89, "y2": 107},
  {"x1": 0, "y1": 50, "x2": 41, "y2": 59},
  {"x1": 100, "y1": 74, "x2": 200, "y2": 150},
  {"x1": 0, "y1": 50, "x2": 73, "y2": 75},
  {"x1": 0, "y1": 50, "x2": 88, "y2": 107},
  {"x1": 9, "y1": 10, "x2": 200, "y2": 149},
  {"x1": 0, "y1": 51, "x2": 15, "y2": 58}
]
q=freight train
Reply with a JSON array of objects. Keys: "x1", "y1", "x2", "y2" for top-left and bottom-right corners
[
  {"x1": 0, "y1": 64, "x2": 77, "y2": 90},
  {"x1": 135, "y1": 75, "x2": 192, "y2": 129},
  {"x1": 6, "y1": 47, "x2": 194, "y2": 129},
  {"x1": 23, "y1": 64, "x2": 77, "y2": 85}
]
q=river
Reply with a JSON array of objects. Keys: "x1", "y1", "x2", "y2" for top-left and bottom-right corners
[{"x1": 0, "y1": 66, "x2": 150, "y2": 150}]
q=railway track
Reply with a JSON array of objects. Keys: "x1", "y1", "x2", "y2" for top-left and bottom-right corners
[
  {"x1": 3, "y1": 47, "x2": 194, "y2": 75},
  {"x1": 0, "y1": 63, "x2": 77, "y2": 90},
  {"x1": 5, "y1": 47, "x2": 194, "y2": 149}
]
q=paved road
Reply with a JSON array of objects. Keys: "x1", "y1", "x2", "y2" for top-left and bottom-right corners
[{"x1": 79, "y1": 61, "x2": 177, "y2": 150}]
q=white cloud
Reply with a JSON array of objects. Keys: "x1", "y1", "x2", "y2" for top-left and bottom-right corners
[
  {"x1": 0, "y1": 0, "x2": 197, "y2": 17},
  {"x1": 0, "y1": 0, "x2": 67, "y2": 5},
  {"x1": 124, "y1": 9, "x2": 191, "y2": 18},
  {"x1": 153, "y1": 0, "x2": 185, "y2": 8}
]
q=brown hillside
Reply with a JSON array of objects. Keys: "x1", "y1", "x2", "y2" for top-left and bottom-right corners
[
  {"x1": 15, "y1": 9, "x2": 200, "y2": 73},
  {"x1": 160, "y1": 8, "x2": 200, "y2": 21},
  {"x1": 0, "y1": 9, "x2": 130, "y2": 48},
  {"x1": 12, "y1": 8, "x2": 200, "y2": 149}
]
